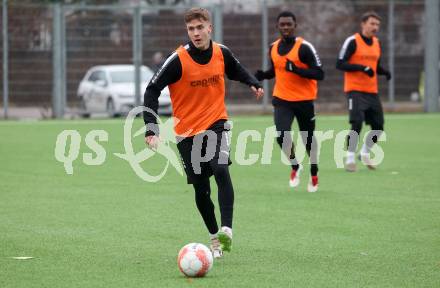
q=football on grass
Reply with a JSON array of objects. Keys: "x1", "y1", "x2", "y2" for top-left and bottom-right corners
[{"x1": 177, "y1": 243, "x2": 213, "y2": 277}]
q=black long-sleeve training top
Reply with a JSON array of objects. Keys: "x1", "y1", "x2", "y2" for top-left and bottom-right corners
[
  {"x1": 143, "y1": 40, "x2": 260, "y2": 136},
  {"x1": 336, "y1": 32, "x2": 389, "y2": 76},
  {"x1": 257, "y1": 36, "x2": 324, "y2": 81}
]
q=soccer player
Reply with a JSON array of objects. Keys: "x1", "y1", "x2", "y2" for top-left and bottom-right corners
[
  {"x1": 336, "y1": 11, "x2": 391, "y2": 172},
  {"x1": 143, "y1": 8, "x2": 263, "y2": 258},
  {"x1": 255, "y1": 11, "x2": 324, "y2": 192}
]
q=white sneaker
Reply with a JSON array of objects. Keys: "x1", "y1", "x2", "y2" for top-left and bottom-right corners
[
  {"x1": 345, "y1": 152, "x2": 356, "y2": 172},
  {"x1": 345, "y1": 160, "x2": 357, "y2": 172},
  {"x1": 210, "y1": 236, "x2": 223, "y2": 259},
  {"x1": 359, "y1": 153, "x2": 376, "y2": 170},
  {"x1": 307, "y1": 175, "x2": 319, "y2": 193},
  {"x1": 289, "y1": 165, "x2": 302, "y2": 187},
  {"x1": 218, "y1": 226, "x2": 232, "y2": 252}
]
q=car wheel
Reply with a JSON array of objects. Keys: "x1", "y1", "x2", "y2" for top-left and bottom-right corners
[
  {"x1": 106, "y1": 98, "x2": 119, "y2": 118},
  {"x1": 80, "y1": 98, "x2": 90, "y2": 118}
]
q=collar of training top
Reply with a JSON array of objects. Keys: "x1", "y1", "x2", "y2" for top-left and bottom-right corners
[
  {"x1": 282, "y1": 36, "x2": 296, "y2": 44},
  {"x1": 188, "y1": 40, "x2": 213, "y2": 53},
  {"x1": 359, "y1": 32, "x2": 373, "y2": 45}
]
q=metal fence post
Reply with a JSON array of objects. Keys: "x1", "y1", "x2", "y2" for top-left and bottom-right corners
[
  {"x1": 52, "y1": 3, "x2": 64, "y2": 118},
  {"x1": 61, "y1": 6, "x2": 67, "y2": 115},
  {"x1": 261, "y1": 0, "x2": 269, "y2": 112},
  {"x1": 2, "y1": 0, "x2": 8, "y2": 119},
  {"x1": 213, "y1": 4, "x2": 223, "y2": 44},
  {"x1": 388, "y1": 0, "x2": 395, "y2": 110},
  {"x1": 424, "y1": 0, "x2": 439, "y2": 112},
  {"x1": 133, "y1": 5, "x2": 143, "y2": 108}
]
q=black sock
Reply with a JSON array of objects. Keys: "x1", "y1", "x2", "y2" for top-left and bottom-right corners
[
  {"x1": 310, "y1": 164, "x2": 318, "y2": 176},
  {"x1": 306, "y1": 144, "x2": 318, "y2": 176}
]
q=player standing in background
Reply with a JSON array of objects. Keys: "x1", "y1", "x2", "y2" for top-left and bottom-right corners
[
  {"x1": 255, "y1": 11, "x2": 324, "y2": 192},
  {"x1": 143, "y1": 8, "x2": 263, "y2": 258},
  {"x1": 336, "y1": 11, "x2": 391, "y2": 172}
]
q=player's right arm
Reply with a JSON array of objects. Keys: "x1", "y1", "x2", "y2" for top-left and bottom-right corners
[
  {"x1": 143, "y1": 52, "x2": 181, "y2": 146},
  {"x1": 336, "y1": 35, "x2": 373, "y2": 76}
]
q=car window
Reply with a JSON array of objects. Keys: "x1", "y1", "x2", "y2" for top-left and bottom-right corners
[
  {"x1": 88, "y1": 70, "x2": 106, "y2": 82},
  {"x1": 109, "y1": 68, "x2": 153, "y2": 84}
]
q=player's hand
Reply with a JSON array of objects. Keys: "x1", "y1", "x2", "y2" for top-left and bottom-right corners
[
  {"x1": 255, "y1": 70, "x2": 265, "y2": 81},
  {"x1": 285, "y1": 60, "x2": 298, "y2": 73},
  {"x1": 363, "y1": 66, "x2": 374, "y2": 77},
  {"x1": 251, "y1": 86, "x2": 264, "y2": 99},
  {"x1": 384, "y1": 71, "x2": 392, "y2": 81},
  {"x1": 145, "y1": 135, "x2": 160, "y2": 150}
]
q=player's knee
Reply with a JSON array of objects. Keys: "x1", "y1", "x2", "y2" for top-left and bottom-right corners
[
  {"x1": 212, "y1": 164, "x2": 229, "y2": 179},
  {"x1": 371, "y1": 123, "x2": 384, "y2": 132},
  {"x1": 369, "y1": 124, "x2": 383, "y2": 143},
  {"x1": 350, "y1": 121, "x2": 363, "y2": 134},
  {"x1": 276, "y1": 135, "x2": 284, "y2": 147},
  {"x1": 193, "y1": 179, "x2": 210, "y2": 195},
  {"x1": 346, "y1": 126, "x2": 361, "y2": 151},
  {"x1": 276, "y1": 131, "x2": 290, "y2": 147},
  {"x1": 276, "y1": 136, "x2": 284, "y2": 147}
]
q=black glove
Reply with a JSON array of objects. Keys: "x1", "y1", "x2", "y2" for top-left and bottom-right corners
[
  {"x1": 362, "y1": 66, "x2": 374, "y2": 77},
  {"x1": 255, "y1": 70, "x2": 266, "y2": 81},
  {"x1": 384, "y1": 71, "x2": 392, "y2": 81},
  {"x1": 285, "y1": 60, "x2": 298, "y2": 73}
]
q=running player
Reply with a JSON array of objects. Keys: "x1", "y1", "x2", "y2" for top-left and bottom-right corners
[{"x1": 255, "y1": 11, "x2": 324, "y2": 192}]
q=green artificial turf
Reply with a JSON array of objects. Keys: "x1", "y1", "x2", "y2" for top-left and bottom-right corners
[{"x1": 1, "y1": 114, "x2": 439, "y2": 287}]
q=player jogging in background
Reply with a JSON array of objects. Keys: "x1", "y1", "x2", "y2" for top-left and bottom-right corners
[
  {"x1": 255, "y1": 11, "x2": 324, "y2": 192},
  {"x1": 143, "y1": 8, "x2": 263, "y2": 258},
  {"x1": 336, "y1": 11, "x2": 391, "y2": 172}
]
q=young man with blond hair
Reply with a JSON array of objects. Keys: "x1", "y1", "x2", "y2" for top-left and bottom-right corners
[{"x1": 143, "y1": 8, "x2": 263, "y2": 258}]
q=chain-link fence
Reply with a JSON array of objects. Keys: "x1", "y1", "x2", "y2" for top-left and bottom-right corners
[{"x1": 0, "y1": 0, "x2": 436, "y2": 119}]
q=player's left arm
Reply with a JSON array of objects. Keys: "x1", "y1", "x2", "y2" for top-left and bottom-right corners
[
  {"x1": 286, "y1": 41, "x2": 325, "y2": 80},
  {"x1": 376, "y1": 43, "x2": 392, "y2": 80}
]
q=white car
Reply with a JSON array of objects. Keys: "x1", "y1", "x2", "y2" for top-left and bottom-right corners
[{"x1": 77, "y1": 65, "x2": 172, "y2": 117}]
